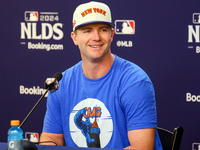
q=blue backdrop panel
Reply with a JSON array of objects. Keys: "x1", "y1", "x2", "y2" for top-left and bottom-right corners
[{"x1": 0, "y1": 0, "x2": 200, "y2": 149}]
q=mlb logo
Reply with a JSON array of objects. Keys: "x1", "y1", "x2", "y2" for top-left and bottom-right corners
[
  {"x1": 115, "y1": 20, "x2": 135, "y2": 35},
  {"x1": 193, "y1": 13, "x2": 200, "y2": 24},
  {"x1": 25, "y1": 11, "x2": 38, "y2": 21},
  {"x1": 192, "y1": 143, "x2": 200, "y2": 150},
  {"x1": 25, "y1": 132, "x2": 39, "y2": 143}
]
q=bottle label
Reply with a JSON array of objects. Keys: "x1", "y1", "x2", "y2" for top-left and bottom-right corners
[{"x1": 8, "y1": 140, "x2": 23, "y2": 150}]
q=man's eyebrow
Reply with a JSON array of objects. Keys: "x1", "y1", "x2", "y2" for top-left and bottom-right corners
[
  {"x1": 100, "y1": 26, "x2": 110, "y2": 29},
  {"x1": 79, "y1": 27, "x2": 92, "y2": 30},
  {"x1": 78, "y1": 25, "x2": 110, "y2": 31}
]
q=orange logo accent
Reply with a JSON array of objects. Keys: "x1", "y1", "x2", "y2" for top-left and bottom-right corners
[
  {"x1": 73, "y1": 20, "x2": 76, "y2": 28},
  {"x1": 83, "y1": 107, "x2": 101, "y2": 118},
  {"x1": 81, "y1": 7, "x2": 106, "y2": 18},
  {"x1": 93, "y1": 8, "x2": 106, "y2": 15}
]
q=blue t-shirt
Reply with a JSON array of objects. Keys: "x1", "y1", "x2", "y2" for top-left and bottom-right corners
[{"x1": 43, "y1": 55, "x2": 162, "y2": 149}]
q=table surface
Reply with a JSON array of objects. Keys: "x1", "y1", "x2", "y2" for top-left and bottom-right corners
[{"x1": 0, "y1": 142, "x2": 132, "y2": 150}]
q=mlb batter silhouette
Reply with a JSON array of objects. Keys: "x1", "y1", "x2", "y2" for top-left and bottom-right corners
[
  {"x1": 122, "y1": 21, "x2": 134, "y2": 34},
  {"x1": 29, "y1": 12, "x2": 38, "y2": 21}
]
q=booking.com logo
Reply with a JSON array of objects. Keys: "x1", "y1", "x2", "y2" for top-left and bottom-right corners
[{"x1": 186, "y1": 93, "x2": 200, "y2": 102}]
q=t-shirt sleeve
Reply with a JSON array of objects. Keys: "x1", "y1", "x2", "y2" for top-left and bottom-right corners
[
  {"x1": 120, "y1": 80, "x2": 157, "y2": 131},
  {"x1": 42, "y1": 91, "x2": 63, "y2": 133}
]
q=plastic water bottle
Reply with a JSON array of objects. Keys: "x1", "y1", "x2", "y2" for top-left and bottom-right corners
[{"x1": 8, "y1": 120, "x2": 23, "y2": 150}]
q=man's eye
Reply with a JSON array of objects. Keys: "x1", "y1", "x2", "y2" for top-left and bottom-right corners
[
  {"x1": 83, "y1": 30, "x2": 90, "y2": 33},
  {"x1": 101, "y1": 28, "x2": 109, "y2": 32}
]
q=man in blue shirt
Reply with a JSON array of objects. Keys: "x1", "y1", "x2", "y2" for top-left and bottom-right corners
[{"x1": 40, "y1": 1, "x2": 162, "y2": 150}]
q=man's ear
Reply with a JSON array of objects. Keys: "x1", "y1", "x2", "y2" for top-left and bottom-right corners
[
  {"x1": 71, "y1": 32, "x2": 78, "y2": 45},
  {"x1": 111, "y1": 29, "x2": 115, "y2": 42}
]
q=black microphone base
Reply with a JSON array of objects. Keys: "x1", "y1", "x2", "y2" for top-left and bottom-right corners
[
  {"x1": 6, "y1": 140, "x2": 37, "y2": 150},
  {"x1": 23, "y1": 140, "x2": 38, "y2": 150}
]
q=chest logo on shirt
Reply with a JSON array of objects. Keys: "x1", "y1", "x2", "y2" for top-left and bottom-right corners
[{"x1": 69, "y1": 98, "x2": 113, "y2": 148}]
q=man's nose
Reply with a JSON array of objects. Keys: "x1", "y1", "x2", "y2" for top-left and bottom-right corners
[{"x1": 92, "y1": 31, "x2": 101, "y2": 41}]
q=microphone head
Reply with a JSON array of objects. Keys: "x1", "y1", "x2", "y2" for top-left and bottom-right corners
[
  {"x1": 45, "y1": 72, "x2": 63, "y2": 93},
  {"x1": 52, "y1": 72, "x2": 63, "y2": 81}
]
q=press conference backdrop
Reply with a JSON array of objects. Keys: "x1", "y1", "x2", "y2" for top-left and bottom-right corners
[{"x1": 0, "y1": 0, "x2": 200, "y2": 149}]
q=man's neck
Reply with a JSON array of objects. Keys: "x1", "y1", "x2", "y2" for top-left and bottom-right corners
[{"x1": 82, "y1": 54, "x2": 115, "y2": 79}]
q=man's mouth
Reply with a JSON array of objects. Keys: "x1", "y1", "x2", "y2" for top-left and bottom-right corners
[{"x1": 90, "y1": 44, "x2": 103, "y2": 48}]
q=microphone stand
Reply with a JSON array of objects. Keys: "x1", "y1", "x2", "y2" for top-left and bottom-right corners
[{"x1": 19, "y1": 87, "x2": 50, "y2": 128}]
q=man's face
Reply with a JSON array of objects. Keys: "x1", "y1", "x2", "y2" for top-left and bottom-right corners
[{"x1": 71, "y1": 23, "x2": 114, "y2": 62}]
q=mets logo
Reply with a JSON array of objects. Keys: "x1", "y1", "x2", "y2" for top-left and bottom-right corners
[{"x1": 69, "y1": 98, "x2": 113, "y2": 148}]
